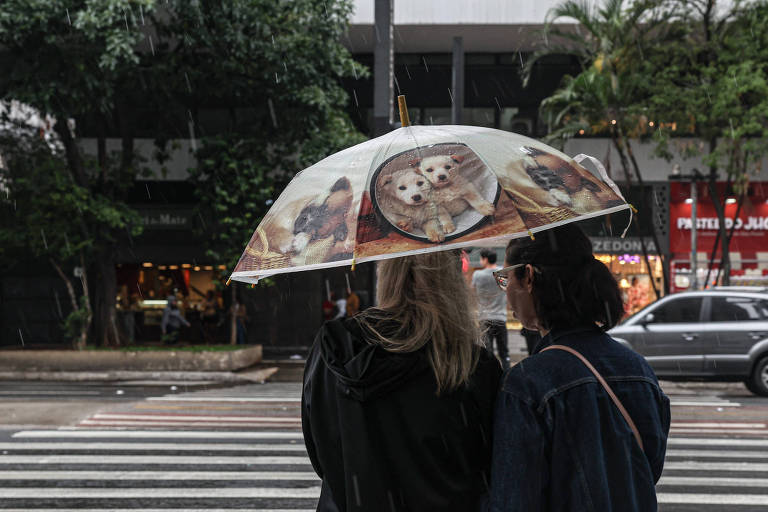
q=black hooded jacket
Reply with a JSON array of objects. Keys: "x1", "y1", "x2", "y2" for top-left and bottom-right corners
[{"x1": 301, "y1": 317, "x2": 503, "y2": 512}]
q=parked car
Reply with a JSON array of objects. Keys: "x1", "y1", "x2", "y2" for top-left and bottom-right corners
[{"x1": 609, "y1": 287, "x2": 768, "y2": 396}]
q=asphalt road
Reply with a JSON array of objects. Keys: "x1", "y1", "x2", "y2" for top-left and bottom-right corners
[{"x1": 0, "y1": 380, "x2": 767, "y2": 511}]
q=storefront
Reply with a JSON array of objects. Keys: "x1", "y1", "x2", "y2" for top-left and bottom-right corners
[
  {"x1": 669, "y1": 181, "x2": 768, "y2": 292},
  {"x1": 591, "y1": 237, "x2": 664, "y2": 315}
]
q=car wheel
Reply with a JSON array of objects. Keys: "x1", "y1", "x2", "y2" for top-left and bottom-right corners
[{"x1": 747, "y1": 356, "x2": 768, "y2": 397}]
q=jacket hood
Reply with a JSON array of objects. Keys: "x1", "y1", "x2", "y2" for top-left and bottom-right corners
[{"x1": 317, "y1": 317, "x2": 431, "y2": 402}]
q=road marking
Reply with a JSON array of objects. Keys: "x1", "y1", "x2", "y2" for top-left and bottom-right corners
[
  {"x1": 78, "y1": 420, "x2": 301, "y2": 428},
  {"x1": 0, "y1": 487, "x2": 322, "y2": 498},
  {"x1": 0, "y1": 442, "x2": 306, "y2": 452},
  {"x1": 669, "y1": 438, "x2": 768, "y2": 447},
  {"x1": 0, "y1": 455, "x2": 312, "y2": 465},
  {"x1": 657, "y1": 493, "x2": 768, "y2": 505},
  {"x1": 13, "y1": 431, "x2": 303, "y2": 439},
  {"x1": 147, "y1": 396, "x2": 301, "y2": 402},
  {"x1": 671, "y1": 422, "x2": 766, "y2": 429},
  {"x1": 670, "y1": 401, "x2": 741, "y2": 407},
  {"x1": 0, "y1": 470, "x2": 318, "y2": 480},
  {"x1": 658, "y1": 476, "x2": 768, "y2": 487},
  {"x1": 670, "y1": 428, "x2": 768, "y2": 435},
  {"x1": 90, "y1": 413, "x2": 301, "y2": 422},
  {"x1": 664, "y1": 461, "x2": 768, "y2": 471},
  {"x1": 666, "y1": 449, "x2": 768, "y2": 459}
]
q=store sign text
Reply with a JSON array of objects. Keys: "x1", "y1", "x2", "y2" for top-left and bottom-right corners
[
  {"x1": 591, "y1": 238, "x2": 657, "y2": 254},
  {"x1": 676, "y1": 216, "x2": 768, "y2": 231}
]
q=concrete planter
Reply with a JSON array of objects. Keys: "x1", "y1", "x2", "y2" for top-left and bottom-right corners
[{"x1": 0, "y1": 346, "x2": 262, "y2": 372}]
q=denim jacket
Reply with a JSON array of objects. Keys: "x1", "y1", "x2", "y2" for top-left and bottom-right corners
[{"x1": 488, "y1": 326, "x2": 670, "y2": 512}]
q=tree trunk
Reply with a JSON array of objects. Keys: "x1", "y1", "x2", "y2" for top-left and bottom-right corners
[
  {"x1": 611, "y1": 136, "x2": 660, "y2": 299},
  {"x1": 230, "y1": 284, "x2": 237, "y2": 345},
  {"x1": 79, "y1": 252, "x2": 93, "y2": 349},
  {"x1": 50, "y1": 258, "x2": 87, "y2": 350},
  {"x1": 94, "y1": 252, "x2": 120, "y2": 347}
]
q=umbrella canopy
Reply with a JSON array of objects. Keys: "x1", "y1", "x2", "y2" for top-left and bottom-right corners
[{"x1": 230, "y1": 124, "x2": 630, "y2": 284}]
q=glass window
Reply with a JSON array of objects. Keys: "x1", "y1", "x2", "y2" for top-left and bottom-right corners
[
  {"x1": 651, "y1": 297, "x2": 702, "y2": 323},
  {"x1": 710, "y1": 296, "x2": 767, "y2": 322}
]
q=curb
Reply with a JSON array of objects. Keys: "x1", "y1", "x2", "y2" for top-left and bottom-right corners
[{"x1": 0, "y1": 367, "x2": 279, "y2": 383}]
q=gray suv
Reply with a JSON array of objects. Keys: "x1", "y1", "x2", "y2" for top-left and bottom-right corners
[{"x1": 609, "y1": 287, "x2": 768, "y2": 396}]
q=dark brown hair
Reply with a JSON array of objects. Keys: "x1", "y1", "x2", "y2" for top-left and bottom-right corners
[{"x1": 505, "y1": 223, "x2": 623, "y2": 330}]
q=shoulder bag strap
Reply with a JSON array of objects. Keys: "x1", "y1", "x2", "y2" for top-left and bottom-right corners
[{"x1": 541, "y1": 344, "x2": 644, "y2": 452}]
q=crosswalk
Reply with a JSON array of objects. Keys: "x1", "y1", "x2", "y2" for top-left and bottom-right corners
[{"x1": 1, "y1": 389, "x2": 767, "y2": 511}]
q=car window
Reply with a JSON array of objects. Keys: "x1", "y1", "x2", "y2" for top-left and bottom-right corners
[
  {"x1": 651, "y1": 297, "x2": 702, "y2": 323},
  {"x1": 710, "y1": 296, "x2": 768, "y2": 322}
]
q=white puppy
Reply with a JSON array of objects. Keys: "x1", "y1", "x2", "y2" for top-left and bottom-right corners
[
  {"x1": 376, "y1": 168, "x2": 445, "y2": 242},
  {"x1": 411, "y1": 154, "x2": 496, "y2": 234}
]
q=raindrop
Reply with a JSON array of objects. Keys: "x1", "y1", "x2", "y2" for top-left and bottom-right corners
[
  {"x1": 275, "y1": 72, "x2": 279, "y2": 84},
  {"x1": 40, "y1": 228, "x2": 48, "y2": 250},
  {"x1": 374, "y1": 24, "x2": 381, "y2": 44},
  {"x1": 63, "y1": 233, "x2": 71, "y2": 253},
  {"x1": 271, "y1": 34, "x2": 275, "y2": 46},
  {"x1": 136, "y1": 285, "x2": 143, "y2": 299},
  {"x1": 422, "y1": 56, "x2": 429, "y2": 72},
  {"x1": 394, "y1": 75, "x2": 401, "y2": 95},
  {"x1": 351, "y1": 474, "x2": 362, "y2": 506},
  {"x1": 187, "y1": 110, "x2": 197, "y2": 152},
  {"x1": 53, "y1": 290, "x2": 63, "y2": 319},
  {"x1": 123, "y1": 12, "x2": 130, "y2": 32},
  {"x1": 145, "y1": 183, "x2": 151, "y2": 200},
  {"x1": 729, "y1": 118, "x2": 735, "y2": 139},
  {"x1": 494, "y1": 97, "x2": 501, "y2": 111},
  {"x1": 459, "y1": 402, "x2": 468, "y2": 426},
  {"x1": 18, "y1": 328, "x2": 24, "y2": 347},
  {"x1": 197, "y1": 211, "x2": 207, "y2": 229},
  {"x1": 139, "y1": 5, "x2": 145, "y2": 25},
  {"x1": 267, "y1": 98, "x2": 278, "y2": 128},
  {"x1": 148, "y1": 36, "x2": 155, "y2": 56},
  {"x1": 518, "y1": 51, "x2": 524, "y2": 68},
  {"x1": 283, "y1": 61, "x2": 288, "y2": 73},
  {"x1": 404, "y1": 63, "x2": 411, "y2": 80},
  {"x1": 265, "y1": 199, "x2": 274, "y2": 206},
  {"x1": 65, "y1": 8, "x2": 71, "y2": 25},
  {"x1": 352, "y1": 89, "x2": 359, "y2": 107},
  {"x1": 471, "y1": 80, "x2": 479, "y2": 97},
  {"x1": 447, "y1": 87, "x2": 454, "y2": 104},
  {"x1": 352, "y1": 65, "x2": 358, "y2": 80},
  {"x1": 184, "y1": 72, "x2": 192, "y2": 94}
]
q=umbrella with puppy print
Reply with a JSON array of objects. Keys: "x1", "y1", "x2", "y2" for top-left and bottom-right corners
[{"x1": 229, "y1": 96, "x2": 631, "y2": 284}]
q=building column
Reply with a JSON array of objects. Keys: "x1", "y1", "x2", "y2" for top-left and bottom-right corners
[{"x1": 373, "y1": 0, "x2": 394, "y2": 136}]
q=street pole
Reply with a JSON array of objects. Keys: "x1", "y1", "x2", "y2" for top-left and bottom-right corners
[
  {"x1": 690, "y1": 179, "x2": 698, "y2": 290},
  {"x1": 451, "y1": 36, "x2": 464, "y2": 125},
  {"x1": 373, "y1": 0, "x2": 393, "y2": 136}
]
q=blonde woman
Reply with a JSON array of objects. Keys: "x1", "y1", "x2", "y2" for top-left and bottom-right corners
[{"x1": 302, "y1": 251, "x2": 503, "y2": 511}]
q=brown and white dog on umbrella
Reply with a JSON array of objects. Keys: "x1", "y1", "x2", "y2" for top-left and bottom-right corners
[
  {"x1": 411, "y1": 154, "x2": 496, "y2": 235},
  {"x1": 375, "y1": 167, "x2": 447, "y2": 242}
]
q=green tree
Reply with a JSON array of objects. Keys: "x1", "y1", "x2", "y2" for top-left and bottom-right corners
[
  {"x1": 0, "y1": 0, "x2": 155, "y2": 346},
  {"x1": 647, "y1": 0, "x2": 768, "y2": 286},
  {"x1": 531, "y1": 0, "x2": 675, "y2": 296},
  {"x1": 155, "y1": 0, "x2": 367, "y2": 343}
]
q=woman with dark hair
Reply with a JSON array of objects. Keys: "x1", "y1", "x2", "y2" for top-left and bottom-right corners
[
  {"x1": 302, "y1": 251, "x2": 502, "y2": 511},
  {"x1": 488, "y1": 223, "x2": 670, "y2": 511}
]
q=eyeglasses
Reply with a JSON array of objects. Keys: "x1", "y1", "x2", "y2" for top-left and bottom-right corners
[{"x1": 492, "y1": 263, "x2": 526, "y2": 291}]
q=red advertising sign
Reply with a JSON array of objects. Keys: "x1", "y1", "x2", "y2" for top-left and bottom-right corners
[{"x1": 669, "y1": 181, "x2": 768, "y2": 257}]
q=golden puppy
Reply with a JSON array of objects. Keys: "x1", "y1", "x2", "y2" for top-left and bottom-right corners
[
  {"x1": 376, "y1": 167, "x2": 445, "y2": 242},
  {"x1": 411, "y1": 155, "x2": 496, "y2": 230}
]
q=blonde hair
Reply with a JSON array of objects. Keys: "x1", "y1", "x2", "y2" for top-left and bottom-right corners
[{"x1": 357, "y1": 250, "x2": 481, "y2": 394}]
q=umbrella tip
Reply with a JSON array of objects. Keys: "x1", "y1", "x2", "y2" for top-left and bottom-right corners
[
  {"x1": 528, "y1": 230, "x2": 535, "y2": 240},
  {"x1": 226, "y1": 278, "x2": 231, "y2": 286},
  {"x1": 397, "y1": 95, "x2": 410, "y2": 127},
  {"x1": 351, "y1": 257, "x2": 356, "y2": 271}
]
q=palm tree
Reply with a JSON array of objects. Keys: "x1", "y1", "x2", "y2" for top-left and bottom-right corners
[{"x1": 528, "y1": 0, "x2": 676, "y2": 296}]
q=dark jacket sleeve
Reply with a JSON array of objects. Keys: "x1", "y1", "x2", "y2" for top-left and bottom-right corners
[
  {"x1": 301, "y1": 337, "x2": 323, "y2": 479},
  {"x1": 649, "y1": 390, "x2": 671, "y2": 482},
  {"x1": 488, "y1": 387, "x2": 549, "y2": 512}
]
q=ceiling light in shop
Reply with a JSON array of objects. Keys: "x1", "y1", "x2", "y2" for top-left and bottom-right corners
[
  {"x1": 181, "y1": 263, "x2": 192, "y2": 269},
  {"x1": 204, "y1": 265, "x2": 213, "y2": 271},
  {"x1": 194, "y1": 266, "x2": 201, "y2": 271},
  {"x1": 217, "y1": 265, "x2": 226, "y2": 270},
  {"x1": 169, "y1": 265, "x2": 179, "y2": 270},
  {"x1": 725, "y1": 198, "x2": 737, "y2": 204},
  {"x1": 685, "y1": 198, "x2": 693, "y2": 204},
  {"x1": 158, "y1": 265, "x2": 167, "y2": 270},
  {"x1": 142, "y1": 262, "x2": 153, "y2": 268}
]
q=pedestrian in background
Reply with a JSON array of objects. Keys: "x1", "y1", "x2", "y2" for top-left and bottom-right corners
[
  {"x1": 488, "y1": 224, "x2": 670, "y2": 511},
  {"x1": 302, "y1": 251, "x2": 502, "y2": 511},
  {"x1": 472, "y1": 249, "x2": 510, "y2": 368},
  {"x1": 161, "y1": 296, "x2": 190, "y2": 344}
]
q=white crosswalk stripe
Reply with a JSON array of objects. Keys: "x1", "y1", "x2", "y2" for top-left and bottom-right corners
[{"x1": 1, "y1": 428, "x2": 320, "y2": 510}]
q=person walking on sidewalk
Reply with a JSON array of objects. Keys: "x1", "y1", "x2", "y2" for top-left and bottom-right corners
[
  {"x1": 472, "y1": 249, "x2": 510, "y2": 368},
  {"x1": 487, "y1": 224, "x2": 670, "y2": 511},
  {"x1": 161, "y1": 296, "x2": 190, "y2": 344},
  {"x1": 302, "y1": 251, "x2": 502, "y2": 511}
]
